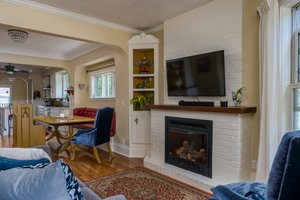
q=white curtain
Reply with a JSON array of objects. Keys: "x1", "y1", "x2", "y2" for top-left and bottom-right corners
[{"x1": 256, "y1": 0, "x2": 281, "y2": 182}]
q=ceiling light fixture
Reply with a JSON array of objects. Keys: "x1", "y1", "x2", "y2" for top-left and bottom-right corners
[{"x1": 8, "y1": 29, "x2": 29, "y2": 44}]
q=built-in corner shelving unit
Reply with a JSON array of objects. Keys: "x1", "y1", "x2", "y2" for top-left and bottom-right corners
[{"x1": 128, "y1": 32, "x2": 159, "y2": 157}]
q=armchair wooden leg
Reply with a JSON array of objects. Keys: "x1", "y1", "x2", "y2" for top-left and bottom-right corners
[
  {"x1": 107, "y1": 142, "x2": 114, "y2": 161},
  {"x1": 70, "y1": 144, "x2": 75, "y2": 161},
  {"x1": 92, "y1": 146, "x2": 101, "y2": 164}
]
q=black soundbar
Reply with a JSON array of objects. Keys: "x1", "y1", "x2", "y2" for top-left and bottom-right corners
[{"x1": 178, "y1": 100, "x2": 214, "y2": 107}]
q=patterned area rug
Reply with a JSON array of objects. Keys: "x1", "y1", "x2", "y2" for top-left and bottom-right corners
[{"x1": 87, "y1": 167, "x2": 211, "y2": 200}]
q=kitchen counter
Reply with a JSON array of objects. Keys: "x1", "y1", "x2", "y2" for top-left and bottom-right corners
[
  {"x1": 36, "y1": 105, "x2": 69, "y2": 108},
  {"x1": 36, "y1": 105, "x2": 69, "y2": 117}
]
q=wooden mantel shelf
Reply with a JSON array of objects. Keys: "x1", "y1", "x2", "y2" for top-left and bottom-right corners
[{"x1": 151, "y1": 105, "x2": 257, "y2": 114}]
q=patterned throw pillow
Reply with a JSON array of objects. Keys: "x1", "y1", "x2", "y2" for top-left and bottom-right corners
[
  {"x1": 0, "y1": 156, "x2": 50, "y2": 170},
  {"x1": 57, "y1": 160, "x2": 85, "y2": 200}
]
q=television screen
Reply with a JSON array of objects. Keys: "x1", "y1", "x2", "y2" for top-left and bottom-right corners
[{"x1": 166, "y1": 50, "x2": 225, "y2": 97}]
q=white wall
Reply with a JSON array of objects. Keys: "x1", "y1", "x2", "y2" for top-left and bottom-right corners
[{"x1": 164, "y1": 0, "x2": 243, "y2": 105}]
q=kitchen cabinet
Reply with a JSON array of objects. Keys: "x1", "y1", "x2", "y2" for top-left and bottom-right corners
[
  {"x1": 50, "y1": 73, "x2": 63, "y2": 98},
  {"x1": 43, "y1": 72, "x2": 64, "y2": 98}
]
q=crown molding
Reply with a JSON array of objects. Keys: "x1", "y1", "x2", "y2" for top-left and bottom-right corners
[
  {"x1": 145, "y1": 24, "x2": 164, "y2": 34},
  {"x1": 2, "y1": 0, "x2": 142, "y2": 34},
  {"x1": 128, "y1": 32, "x2": 159, "y2": 45}
]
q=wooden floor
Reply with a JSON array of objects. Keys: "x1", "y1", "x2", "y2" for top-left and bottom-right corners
[{"x1": 0, "y1": 135, "x2": 143, "y2": 182}]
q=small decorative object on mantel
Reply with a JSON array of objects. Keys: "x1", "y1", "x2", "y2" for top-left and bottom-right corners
[
  {"x1": 232, "y1": 87, "x2": 246, "y2": 107},
  {"x1": 66, "y1": 86, "x2": 74, "y2": 95},
  {"x1": 220, "y1": 96, "x2": 228, "y2": 107},
  {"x1": 135, "y1": 56, "x2": 151, "y2": 74}
]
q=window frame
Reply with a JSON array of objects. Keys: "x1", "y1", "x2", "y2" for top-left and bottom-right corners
[
  {"x1": 290, "y1": 11, "x2": 300, "y2": 130},
  {"x1": 290, "y1": 31, "x2": 300, "y2": 129},
  {"x1": 88, "y1": 66, "x2": 116, "y2": 99},
  {"x1": 62, "y1": 73, "x2": 69, "y2": 100},
  {"x1": 0, "y1": 85, "x2": 12, "y2": 105}
]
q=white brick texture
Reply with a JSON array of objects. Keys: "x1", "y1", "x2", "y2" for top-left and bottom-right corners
[
  {"x1": 163, "y1": 0, "x2": 244, "y2": 106},
  {"x1": 144, "y1": 110, "x2": 252, "y2": 191}
]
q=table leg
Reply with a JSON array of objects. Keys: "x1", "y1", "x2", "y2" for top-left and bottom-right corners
[
  {"x1": 53, "y1": 126, "x2": 63, "y2": 145},
  {"x1": 48, "y1": 126, "x2": 69, "y2": 153},
  {"x1": 46, "y1": 129, "x2": 56, "y2": 142},
  {"x1": 58, "y1": 125, "x2": 73, "y2": 154}
]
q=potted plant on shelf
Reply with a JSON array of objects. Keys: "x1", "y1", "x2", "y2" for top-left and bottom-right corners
[{"x1": 130, "y1": 93, "x2": 154, "y2": 111}]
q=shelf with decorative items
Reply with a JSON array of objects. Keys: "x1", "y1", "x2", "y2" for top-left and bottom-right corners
[
  {"x1": 128, "y1": 32, "x2": 159, "y2": 157},
  {"x1": 133, "y1": 89, "x2": 155, "y2": 92}
]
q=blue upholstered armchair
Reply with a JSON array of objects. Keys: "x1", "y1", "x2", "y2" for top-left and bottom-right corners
[
  {"x1": 209, "y1": 131, "x2": 300, "y2": 200},
  {"x1": 71, "y1": 107, "x2": 114, "y2": 164}
]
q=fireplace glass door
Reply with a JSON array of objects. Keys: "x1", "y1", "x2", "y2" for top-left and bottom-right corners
[{"x1": 165, "y1": 116, "x2": 212, "y2": 177}]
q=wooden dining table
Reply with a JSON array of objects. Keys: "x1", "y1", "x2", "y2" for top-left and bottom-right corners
[{"x1": 34, "y1": 115, "x2": 95, "y2": 154}]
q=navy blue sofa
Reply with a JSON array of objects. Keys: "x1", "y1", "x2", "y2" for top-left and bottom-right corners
[{"x1": 210, "y1": 131, "x2": 300, "y2": 200}]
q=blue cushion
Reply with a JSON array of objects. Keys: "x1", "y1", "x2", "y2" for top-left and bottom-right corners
[
  {"x1": 72, "y1": 107, "x2": 114, "y2": 147},
  {"x1": 212, "y1": 182, "x2": 266, "y2": 200},
  {"x1": 276, "y1": 134, "x2": 300, "y2": 199},
  {"x1": 0, "y1": 162, "x2": 72, "y2": 200},
  {"x1": 266, "y1": 131, "x2": 298, "y2": 199},
  {"x1": 0, "y1": 156, "x2": 50, "y2": 170}
]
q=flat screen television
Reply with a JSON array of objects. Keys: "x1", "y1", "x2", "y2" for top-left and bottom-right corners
[{"x1": 166, "y1": 50, "x2": 225, "y2": 97}]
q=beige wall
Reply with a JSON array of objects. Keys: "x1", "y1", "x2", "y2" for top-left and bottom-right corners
[
  {"x1": 0, "y1": 2, "x2": 133, "y2": 146},
  {"x1": 71, "y1": 46, "x2": 129, "y2": 145},
  {"x1": 0, "y1": 73, "x2": 30, "y2": 102},
  {"x1": 74, "y1": 59, "x2": 116, "y2": 108},
  {"x1": 0, "y1": 53, "x2": 71, "y2": 70},
  {"x1": 41, "y1": 68, "x2": 67, "y2": 77},
  {"x1": 242, "y1": 0, "x2": 261, "y2": 165},
  {"x1": 152, "y1": 31, "x2": 164, "y2": 104},
  {"x1": 30, "y1": 72, "x2": 43, "y2": 93}
]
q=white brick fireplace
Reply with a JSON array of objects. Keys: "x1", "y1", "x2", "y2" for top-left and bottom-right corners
[{"x1": 144, "y1": 106, "x2": 255, "y2": 192}]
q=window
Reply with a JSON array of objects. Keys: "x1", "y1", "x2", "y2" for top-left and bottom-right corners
[
  {"x1": 0, "y1": 86, "x2": 11, "y2": 104},
  {"x1": 292, "y1": 5, "x2": 300, "y2": 130},
  {"x1": 89, "y1": 67, "x2": 116, "y2": 98},
  {"x1": 62, "y1": 73, "x2": 69, "y2": 99}
]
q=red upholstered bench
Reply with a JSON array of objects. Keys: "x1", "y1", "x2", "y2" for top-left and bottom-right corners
[{"x1": 73, "y1": 107, "x2": 116, "y2": 137}]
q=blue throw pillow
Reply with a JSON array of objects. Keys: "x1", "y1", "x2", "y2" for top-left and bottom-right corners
[
  {"x1": 57, "y1": 160, "x2": 85, "y2": 200},
  {"x1": 0, "y1": 156, "x2": 50, "y2": 170},
  {"x1": 0, "y1": 162, "x2": 72, "y2": 200}
]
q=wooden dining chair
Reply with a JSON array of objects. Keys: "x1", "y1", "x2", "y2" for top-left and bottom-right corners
[{"x1": 70, "y1": 107, "x2": 114, "y2": 164}]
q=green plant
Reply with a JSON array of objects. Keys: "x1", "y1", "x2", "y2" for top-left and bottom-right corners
[
  {"x1": 232, "y1": 87, "x2": 246, "y2": 106},
  {"x1": 130, "y1": 93, "x2": 154, "y2": 111}
]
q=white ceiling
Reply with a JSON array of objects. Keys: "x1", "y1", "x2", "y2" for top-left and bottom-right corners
[
  {"x1": 27, "y1": 0, "x2": 212, "y2": 30},
  {"x1": 1, "y1": 0, "x2": 212, "y2": 71},
  {"x1": 0, "y1": 25, "x2": 102, "y2": 61}
]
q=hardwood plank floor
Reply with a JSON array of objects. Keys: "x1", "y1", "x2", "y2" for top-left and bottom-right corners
[
  {"x1": 56, "y1": 148, "x2": 143, "y2": 182},
  {"x1": 0, "y1": 135, "x2": 13, "y2": 147},
  {"x1": 0, "y1": 135, "x2": 143, "y2": 182}
]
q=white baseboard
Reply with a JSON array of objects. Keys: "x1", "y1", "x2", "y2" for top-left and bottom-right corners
[
  {"x1": 112, "y1": 142, "x2": 149, "y2": 158},
  {"x1": 112, "y1": 142, "x2": 130, "y2": 157}
]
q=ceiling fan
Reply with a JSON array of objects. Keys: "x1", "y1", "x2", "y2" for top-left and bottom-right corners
[{"x1": 0, "y1": 63, "x2": 29, "y2": 74}]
